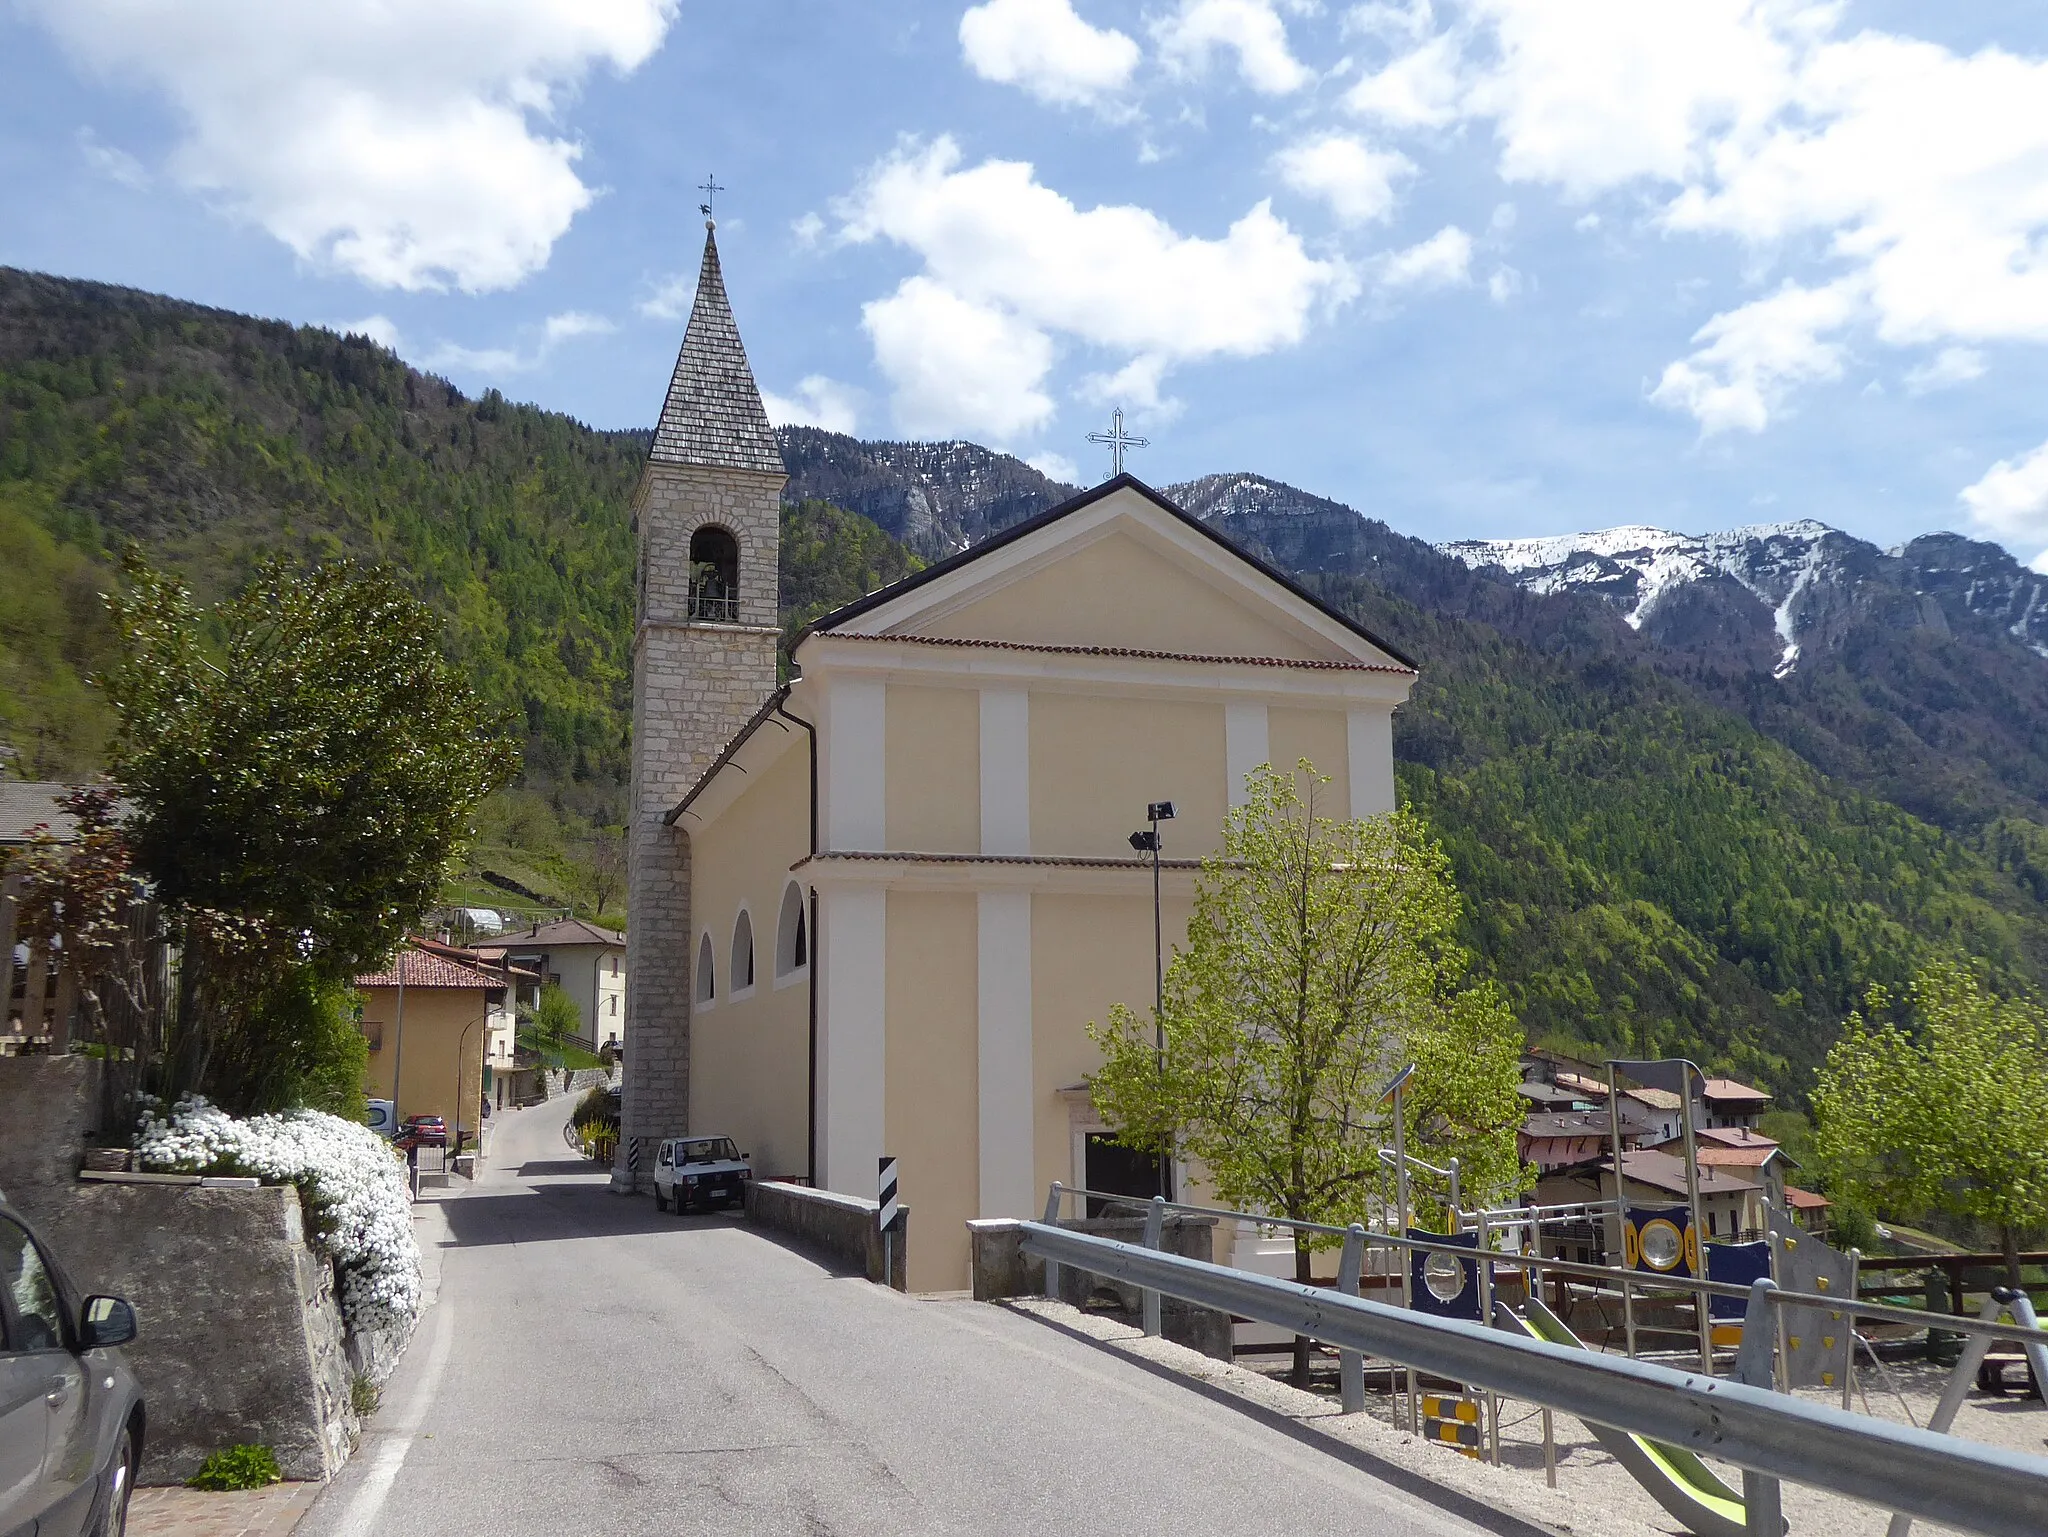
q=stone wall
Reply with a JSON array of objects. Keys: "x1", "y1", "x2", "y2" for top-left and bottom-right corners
[
  {"x1": 0, "y1": 1056, "x2": 370, "y2": 1483},
  {"x1": 744, "y1": 1179, "x2": 907, "y2": 1290}
]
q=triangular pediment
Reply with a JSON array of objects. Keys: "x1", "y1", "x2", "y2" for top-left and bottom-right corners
[{"x1": 806, "y1": 478, "x2": 1414, "y2": 670}]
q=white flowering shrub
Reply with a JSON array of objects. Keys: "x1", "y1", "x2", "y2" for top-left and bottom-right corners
[{"x1": 136, "y1": 1095, "x2": 420, "y2": 1353}]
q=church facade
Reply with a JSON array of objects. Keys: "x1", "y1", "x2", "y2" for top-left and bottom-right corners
[{"x1": 617, "y1": 227, "x2": 1419, "y2": 1290}]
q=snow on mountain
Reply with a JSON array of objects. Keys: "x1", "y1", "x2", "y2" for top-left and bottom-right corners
[{"x1": 1442, "y1": 521, "x2": 1853, "y2": 676}]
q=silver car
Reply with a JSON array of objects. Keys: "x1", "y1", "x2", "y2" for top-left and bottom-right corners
[{"x1": 1, "y1": 1200, "x2": 142, "y2": 1537}]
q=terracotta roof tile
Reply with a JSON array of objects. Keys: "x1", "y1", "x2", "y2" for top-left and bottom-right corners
[{"x1": 356, "y1": 946, "x2": 503, "y2": 991}]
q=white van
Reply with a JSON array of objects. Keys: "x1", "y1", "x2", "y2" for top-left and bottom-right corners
[
  {"x1": 366, "y1": 1099, "x2": 398, "y2": 1139},
  {"x1": 653, "y1": 1136, "x2": 752, "y2": 1214}
]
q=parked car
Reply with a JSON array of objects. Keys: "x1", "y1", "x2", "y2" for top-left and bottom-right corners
[
  {"x1": 0, "y1": 1197, "x2": 143, "y2": 1537},
  {"x1": 652, "y1": 1137, "x2": 752, "y2": 1214},
  {"x1": 394, "y1": 1115, "x2": 448, "y2": 1153},
  {"x1": 365, "y1": 1100, "x2": 398, "y2": 1139}
]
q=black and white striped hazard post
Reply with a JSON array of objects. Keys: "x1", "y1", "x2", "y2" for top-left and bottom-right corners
[{"x1": 878, "y1": 1155, "x2": 900, "y2": 1289}]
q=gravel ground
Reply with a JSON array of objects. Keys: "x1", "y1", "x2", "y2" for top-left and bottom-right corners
[{"x1": 1009, "y1": 1300, "x2": 2048, "y2": 1537}]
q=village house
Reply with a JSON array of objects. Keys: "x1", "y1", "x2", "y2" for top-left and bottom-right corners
[
  {"x1": 1538, "y1": 1148, "x2": 1768, "y2": 1262},
  {"x1": 357, "y1": 944, "x2": 505, "y2": 1150},
  {"x1": 474, "y1": 917, "x2": 627, "y2": 1053},
  {"x1": 613, "y1": 223, "x2": 1418, "y2": 1290}
]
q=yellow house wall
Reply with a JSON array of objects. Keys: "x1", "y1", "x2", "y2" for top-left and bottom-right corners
[
  {"x1": 359, "y1": 985, "x2": 490, "y2": 1142},
  {"x1": 1029, "y1": 693, "x2": 1228, "y2": 861},
  {"x1": 1266, "y1": 708, "x2": 1353, "y2": 818},
  {"x1": 916, "y1": 529, "x2": 1329, "y2": 659},
  {"x1": 884, "y1": 892, "x2": 980, "y2": 1292},
  {"x1": 885, "y1": 684, "x2": 979, "y2": 853},
  {"x1": 1028, "y1": 891, "x2": 1194, "y2": 1216},
  {"x1": 688, "y1": 744, "x2": 813, "y2": 1179}
]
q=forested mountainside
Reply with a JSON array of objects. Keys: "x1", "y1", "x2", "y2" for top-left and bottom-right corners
[{"x1": 7, "y1": 268, "x2": 2048, "y2": 1090}]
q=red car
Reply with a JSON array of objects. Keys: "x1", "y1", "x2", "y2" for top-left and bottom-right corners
[{"x1": 394, "y1": 1115, "x2": 448, "y2": 1152}]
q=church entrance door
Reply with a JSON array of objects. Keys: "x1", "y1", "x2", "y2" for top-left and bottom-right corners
[{"x1": 1084, "y1": 1133, "x2": 1165, "y2": 1218}]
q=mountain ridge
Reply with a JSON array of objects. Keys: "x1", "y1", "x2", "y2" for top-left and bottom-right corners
[{"x1": 7, "y1": 268, "x2": 2048, "y2": 1090}]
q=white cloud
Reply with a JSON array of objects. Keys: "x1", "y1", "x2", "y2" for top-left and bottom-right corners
[
  {"x1": 638, "y1": 274, "x2": 693, "y2": 321},
  {"x1": 863, "y1": 277, "x2": 1057, "y2": 440},
  {"x1": 1274, "y1": 133, "x2": 1413, "y2": 225},
  {"x1": 23, "y1": 0, "x2": 676, "y2": 292},
  {"x1": 1487, "y1": 265, "x2": 1523, "y2": 303},
  {"x1": 1026, "y1": 450, "x2": 1082, "y2": 483},
  {"x1": 1368, "y1": 2, "x2": 2048, "y2": 433},
  {"x1": 1344, "y1": 31, "x2": 1464, "y2": 127},
  {"x1": 340, "y1": 314, "x2": 403, "y2": 351},
  {"x1": 792, "y1": 211, "x2": 826, "y2": 247},
  {"x1": 761, "y1": 375, "x2": 864, "y2": 436},
  {"x1": 1648, "y1": 278, "x2": 1860, "y2": 435},
  {"x1": 1904, "y1": 346, "x2": 1987, "y2": 395},
  {"x1": 1961, "y1": 439, "x2": 2048, "y2": 560},
  {"x1": 1378, "y1": 225, "x2": 1472, "y2": 289},
  {"x1": 543, "y1": 310, "x2": 616, "y2": 343},
  {"x1": 959, "y1": 0, "x2": 1140, "y2": 107},
  {"x1": 1154, "y1": 0, "x2": 1314, "y2": 95},
  {"x1": 837, "y1": 137, "x2": 1353, "y2": 440},
  {"x1": 77, "y1": 128, "x2": 148, "y2": 189}
]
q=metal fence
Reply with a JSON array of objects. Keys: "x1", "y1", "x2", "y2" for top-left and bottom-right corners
[{"x1": 1022, "y1": 1185, "x2": 2048, "y2": 1537}]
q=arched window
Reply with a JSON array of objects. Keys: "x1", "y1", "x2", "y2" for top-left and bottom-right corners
[
  {"x1": 694, "y1": 931, "x2": 716, "y2": 1008},
  {"x1": 775, "y1": 881, "x2": 809, "y2": 980},
  {"x1": 688, "y1": 526, "x2": 739, "y2": 622},
  {"x1": 731, "y1": 908, "x2": 755, "y2": 996}
]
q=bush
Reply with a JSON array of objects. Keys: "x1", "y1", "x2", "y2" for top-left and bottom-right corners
[
  {"x1": 187, "y1": 1445, "x2": 281, "y2": 1491},
  {"x1": 350, "y1": 1373, "x2": 380, "y2": 1418},
  {"x1": 570, "y1": 1084, "x2": 619, "y2": 1132}
]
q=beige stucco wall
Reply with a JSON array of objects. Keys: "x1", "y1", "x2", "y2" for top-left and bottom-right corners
[
  {"x1": 359, "y1": 985, "x2": 490, "y2": 1145},
  {"x1": 687, "y1": 743, "x2": 812, "y2": 1179},
  {"x1": 884, "y1": 891, "x2": 980, "y2": 1292},
  {"x1": 1029, "y1": 693, "x2": 1228, "y2": 861},
  {"x1": 1266, "y1": 708, "x2": 1353, "y2": 818},
  {"x1": 885, "y1": 684, "x2": 979, "y2": 853},
  {"x1": 916, "y1": 528, "x2": 1327, "y2": 659}
]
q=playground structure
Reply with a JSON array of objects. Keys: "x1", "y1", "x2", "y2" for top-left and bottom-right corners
[{"x1": 1051, "y1": 1057, "x2": 2048, "y2": 1537}]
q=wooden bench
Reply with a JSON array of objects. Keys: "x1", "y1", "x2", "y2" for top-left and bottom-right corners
[{"x1": 1976, "y1": 1352, "x2": 2042, "y2": 1398}]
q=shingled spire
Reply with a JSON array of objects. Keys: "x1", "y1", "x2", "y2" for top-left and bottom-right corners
[{"x1": 649, "y1": 224, "x2": 784, "y2": 474}]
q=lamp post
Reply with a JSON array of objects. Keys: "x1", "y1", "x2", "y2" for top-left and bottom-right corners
[{"x1": 1128, "y1": 800, "x2": 1175, "y2": 1199}]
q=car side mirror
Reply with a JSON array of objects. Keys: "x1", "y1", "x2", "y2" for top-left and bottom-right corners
[{"x1": 81, "y1": 1295, "x2": 137, "y2": 1349}]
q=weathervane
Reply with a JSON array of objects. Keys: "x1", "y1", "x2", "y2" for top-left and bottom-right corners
[
  {"x1": 698, "y1": 174, "x2": 726, "y2": 223},
  {"x1": 1086, "y1": 407, "x2": 1149, "y2": 477}
]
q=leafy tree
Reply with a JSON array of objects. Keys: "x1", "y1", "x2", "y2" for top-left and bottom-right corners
[
  {"x1": 576, "y1": 826, "x2": 626, "y2": 919},
  {"x1": 1089, "y1": 762, "x2": 1527, "y2": 1380},
  {"x1": 1813, "y1": 961, "x2": 2048, "y2": 1285},
  {"x1": 519, "y1": 983, "x2": 603, "y2": 1073},
  {"x1": 101, "y1": 555, "x2": 517, "y2": 1110}
]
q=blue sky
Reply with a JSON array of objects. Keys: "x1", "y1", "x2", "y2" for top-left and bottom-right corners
[{"x1": 8, "y1": 2, "x2": 2048, "y2": 565}]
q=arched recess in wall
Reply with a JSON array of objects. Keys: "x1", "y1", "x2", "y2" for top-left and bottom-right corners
[
  {"x1": 694, "y1": 931, "x2": 716, "y2": 1009},
  {"x1": 688, "y1": 525, "x2": 739, "y2": 622},
  {"x1": 775, "y1": 880, "x2": 808, "y2": 982},
  {"x1": 731, "y1": 907, "x2": 756, "y2": 997}
]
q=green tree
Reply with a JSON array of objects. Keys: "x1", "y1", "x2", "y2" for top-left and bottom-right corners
[
  {"x1": 1813, "y1": 961, "x2": 2048, "y2": 1285},
  {"x1": 1088, "y1": 762, "x2": 1527, "y2": 1379},
  {"x1": 519, "y1": 983, "x2": 603, "y2": 1073},
  {"x1": 102, "y1": 555, "x2": 518, "y2": 1110}
]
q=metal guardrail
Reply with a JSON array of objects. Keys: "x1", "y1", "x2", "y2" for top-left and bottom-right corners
[
  {"x1": 1059, "y1": 1186, "x2": 2048, "y2": 1347},
  {"x1": 1020, "y1": 1219, "x2": 2048, "y2": 1537}
]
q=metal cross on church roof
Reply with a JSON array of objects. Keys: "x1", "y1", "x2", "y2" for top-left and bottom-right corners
[
  {"x1": 1085, "y1": 408, "x2": 1150, "y2": 477},
  {"x1": 698, "y1": 174, "x2": 726, "y2": 219}
]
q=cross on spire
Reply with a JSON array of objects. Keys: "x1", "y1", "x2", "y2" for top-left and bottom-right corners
[
  {"x1": 1085, "y1": 407, "x2": 1150, "y2": 478},
  {"x1": 698, "y1": 173, "x2": 726, "y2": 222}
]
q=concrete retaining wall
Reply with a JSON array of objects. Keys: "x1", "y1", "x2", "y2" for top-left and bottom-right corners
[
  {"x1": 744, "y1": 1180, "x2": 907, "y2": 1290},
  {"x1": 967, "y1": 1215, "x2": 1234, "y2": 1362},
  {"x1": 0, "y1": 1056, "x2": 366, "y2": 1483}
]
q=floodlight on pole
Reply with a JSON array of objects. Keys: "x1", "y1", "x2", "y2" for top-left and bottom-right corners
[{"x1": 1130, "y1": 799, "x2": 1177, "y2": 1200}]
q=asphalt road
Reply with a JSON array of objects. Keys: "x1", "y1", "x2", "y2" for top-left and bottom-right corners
[{"x1": 298, "y1": 1095, "x2": 1519, "y2": 1537}]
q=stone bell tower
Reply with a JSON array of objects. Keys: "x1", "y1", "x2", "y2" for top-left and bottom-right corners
[{"x1": 613, "y1": 220, "x2": 785, "y2": 1191}]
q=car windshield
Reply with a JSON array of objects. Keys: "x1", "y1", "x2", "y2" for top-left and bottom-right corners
[{"x1": 680, "y1": 1138, "x2": 738, "y2": 1164}]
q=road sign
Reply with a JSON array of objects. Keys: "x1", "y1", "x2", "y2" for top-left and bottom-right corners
[{"x1": 878, "y1": 1155, "x2": 899, "y2": 1233}]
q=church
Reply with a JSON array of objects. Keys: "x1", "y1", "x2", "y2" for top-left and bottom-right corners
[{"x1": 615, "y1": 223, "x2": 1419, "y2": 1290}]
